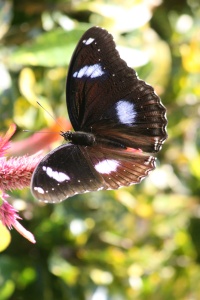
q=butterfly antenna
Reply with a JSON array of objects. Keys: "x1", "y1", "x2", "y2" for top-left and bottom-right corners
[
  {"x1": 22, "y1": 130, "x2": 60, "y2": 133},
  {"x1": 36, "y1": 101, "x2": 65, "y2": 131}
]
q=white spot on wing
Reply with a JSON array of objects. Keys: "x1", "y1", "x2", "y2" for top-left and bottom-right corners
[
  {"x1": 95, "y1": 159, "x2": 119, "y2": 174},
  {"x1": 154, "y1": 137, "x2": 160, "y2": 150},
  {"x1": 115, "y1": 100, "x2": 136, "y2": 125},
  {"x1": 83, "y1": 37, "x2": 95, "y2": 45},
  {"x1": 42, "y1": 166, "x2": 70, "y2": 182},
  {"x1": 73, "y1": 64, "x2": 105, "y2": 78},
  {"x1": 34, "y1": 187, "x2": 44, "y2": 194},
  {"x1": 97, "y1": 187, "x2": 104, "y2": 191}
]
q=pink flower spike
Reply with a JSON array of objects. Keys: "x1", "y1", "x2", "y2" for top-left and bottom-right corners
[
  {"x1": 0, "y1": 199, "x2": 21, "y2": 228},
  {"x1": 12, "y1": 220, "x2": 36, "y2": 244},
  {"x1": 0, "y1": 123, "x2": 16, "y2": 157},
  {"x1": 0, "y1": 152, "x2": 43, "y2": 192},
  {"x1": 0, "y1": 125, "x2": 38, "y2": 243},
  {"x1": 0, "y1": 200, "x2": 36, "y2": 243}
]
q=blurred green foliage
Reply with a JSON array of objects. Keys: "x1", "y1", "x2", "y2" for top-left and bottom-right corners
[{"x1": 0, "y1": 0, "x2": 200, "y2": 299}]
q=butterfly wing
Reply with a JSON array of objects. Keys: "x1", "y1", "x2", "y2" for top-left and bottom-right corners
[
  {"x1": 85, "y1": 145, "x2": 155, "y2": 190},
  {"x1": 31, "y1": 144, "x2": 106, "y2": 203},
  {"x1": 66, "y1": 26, "x2": 167, "y2": 153},
  {"x1": 31, "y1": 143, "x2": 155, "y2": 203}
]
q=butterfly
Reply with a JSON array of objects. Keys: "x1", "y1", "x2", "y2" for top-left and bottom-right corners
[{"x1": 31, "y1": 26, "x2": 167, "y2": 203}]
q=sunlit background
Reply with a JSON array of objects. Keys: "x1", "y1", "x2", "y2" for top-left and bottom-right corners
[{"x1": 0, "y1": 0, "x2": 200, "y2": 299}]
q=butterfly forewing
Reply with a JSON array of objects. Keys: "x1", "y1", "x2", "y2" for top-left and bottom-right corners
[
  {"x1": 67, "y1": 27, "x2": 135, "y2": 130},
  {"x1": 66, "y1": 27, "x2": 167, "y2": 153},
  {"x1": 31, "y1": 144, "x2": 107, "y2": 203}
]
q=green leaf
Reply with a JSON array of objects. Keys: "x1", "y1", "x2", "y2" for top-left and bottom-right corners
[{"x1": 9, "y1": 27, "x2": 89, "y2": 67}]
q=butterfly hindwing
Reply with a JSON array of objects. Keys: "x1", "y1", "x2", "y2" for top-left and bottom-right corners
[
  {"x1": 86, "y1": 145, "x2": 156, "y2": 189},
  {"x1": 31, "y1": 143, "x2": 155, "y2": 203}
]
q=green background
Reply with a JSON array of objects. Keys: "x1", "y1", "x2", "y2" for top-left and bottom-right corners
[{"x1": 0, "y1": 0, "x2": 200, "y2": 299}]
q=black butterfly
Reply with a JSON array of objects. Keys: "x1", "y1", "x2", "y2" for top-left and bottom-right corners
[{"x1": 31, "y1": 26, "x2": 167, "y2": 203}]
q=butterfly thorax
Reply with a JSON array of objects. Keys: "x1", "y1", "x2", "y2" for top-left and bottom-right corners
[{"x1": 61, "y1": 130, "x2": 95, "y2": 146}]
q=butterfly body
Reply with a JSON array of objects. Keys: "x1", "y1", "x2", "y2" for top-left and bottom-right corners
[
  {"x1": 31, "y1": 26, "x2": 167, "y2": 203},
  {"x1": 61, "y1": 131, "x2": 96, "y2": 146},
  {"x1": 61, "y1": 130, "x2": 127, "y2": 149}
]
